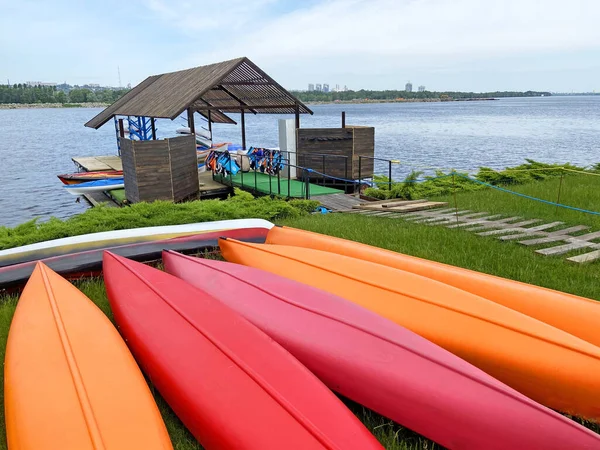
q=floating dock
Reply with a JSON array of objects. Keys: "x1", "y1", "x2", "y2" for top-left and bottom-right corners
[{"x1": 216, "y1": 172, "x2": 343, "y2": 198}]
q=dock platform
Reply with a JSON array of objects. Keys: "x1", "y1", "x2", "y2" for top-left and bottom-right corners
[
  {"x1": 215, "y1": 172, "x2": 343, "y2": 198},
  {"x1": 81, "y1": 191, "x2": 120, "y2": 208},
  {"x1": 72, "y1": 156, "x2": 123, "y2": 172}
]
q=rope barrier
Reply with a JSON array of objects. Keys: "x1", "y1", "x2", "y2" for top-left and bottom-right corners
[
  {"x1": 453, "y1": 173, "x2": 600, "y2": 216},
  {"x1": 562, "y1": 168, "x2": 600, "y2": 177}
]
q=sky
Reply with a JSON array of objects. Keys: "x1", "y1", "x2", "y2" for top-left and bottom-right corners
[{"x1": 1, "y1": 0, "x2": 600, "y2": 92}]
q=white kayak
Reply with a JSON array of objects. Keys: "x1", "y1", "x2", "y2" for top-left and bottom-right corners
[
  {"x1": 0, "y1": 219, "x2": 275, "y2": 266},
  {"x1": 63, "y1": 178, "x2": 125, "y2": 195},
  {"x1": 176, "y1": 126, "x2": 212, "y2": 140}
]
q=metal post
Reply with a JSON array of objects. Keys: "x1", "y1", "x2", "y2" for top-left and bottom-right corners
[
  {"x1": 254, "y1": 162, "x2": 257, "y2": 194},
  {"x1": 269, "y1": 170, "x2": 272, "y2": 196},
  {"x1": 305, "y1": 169, "x2": 310, "y2": 199},
  {"x1": 341, "y1": 111, "x2": 346, "y2": 128},
  {"x1": 240, "y1": 154, "x2": 244, "y2": 189},
  {"x1": 556, "y1": 171, "x2": 564, "y2": 213},
  {"x1": 228, "y1": 153, "x2": 233, "y2": 189},
  {"x1": 358, "y1": 156, "x2": 362, "y2": 186},
  {"x1": 288, "y1": 160, "x2": 291, "y2": 198},
  {"x1": 241, "y1": 109, "x2": 246, "y2": 150},
  {"x1": 388, "y1": 160, "x2": 392, "y2": 190},
  {"x1": 277, "y1": 168, "x2": 281, "y2": 196},
  {"x1": 295, "y1": 103, "x2": 300, "y2": 130},
  {"x1": 345, "y1": 157, "x2": 348, "y2": 193},
  {"x1": 207, "y1": 110, "x2": 212, "y2": 135}
]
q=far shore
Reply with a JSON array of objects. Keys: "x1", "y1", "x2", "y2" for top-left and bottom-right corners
[
  {"x1": 305, "y1": 98, "x2": 498, "y2": 105},
  {"x1": 0, "y1": 97, "x2": 501, "y2": 110},
  {"x1": 0, "y1": 102, "x2": 109, "y2": 110}
]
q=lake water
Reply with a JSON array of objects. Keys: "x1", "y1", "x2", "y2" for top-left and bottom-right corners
[{"x1": 1, "y1": 96, "x2": 599, "y2": 227}]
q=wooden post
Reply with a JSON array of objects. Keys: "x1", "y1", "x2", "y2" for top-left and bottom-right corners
[
  {"x1": 118, "y1": 118, "x2": 125, "y2": 138},
  {"x1": 556, "y1": 170, "x2": 564, "y2": 214},
  {"x1": 241, "y1": 109, "x2": 246, "y2": 150},
  {"x1": 150, "y1": 117, "x2": 157, "y2": 140},
  {"x1": 341, "y1": 111, "x2": 346, "y2": 128},
  {"x1": 452, "y1": 171, "x2": 459, "y2": 225},
  {"x1": 207, "y1": 110, "x2": 212, "y2": 135},
  {"x1": 295, "y1": 103, "x2": 300, "y2": 130},
  {"x1": 187, "y1": 107, "x2": 195, "y2": 134}
]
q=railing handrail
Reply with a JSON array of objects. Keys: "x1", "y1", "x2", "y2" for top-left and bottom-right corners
[{"x1": 209, "y1": 152, "x2": 359, "y2": 200}]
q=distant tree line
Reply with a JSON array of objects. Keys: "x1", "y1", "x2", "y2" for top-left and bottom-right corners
[
  {"x1": 0, "y1": 84, "x2": 129, "y2": 104},
  {"x1": 291, "y1": 89, "x2": 552, "y2": 102}
]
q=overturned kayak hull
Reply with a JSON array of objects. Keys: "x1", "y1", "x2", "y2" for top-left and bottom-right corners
[
  {"x1": 266, "y1": 226, "x2": 600, "y2": 347},
  {"x1": 4, "y1": 263, "x2": 172, "y2": 450},
  {"x1": 0, "y1": 227, "x2": 268, "y2": 292},
  {"x1": 64, "y1": 178, "x2": 125, "y2": 195},
  {"x1": 0, "y1": 219, "x2": 274, "y2": 268},
  {"x1": 103, "y1": 252, "x2": 382, "y2": 450},
  {"x1": 219, "y1": 238, "x2": 600, "y2": 421},
  {"x1": 58, "y1": 171, "x2": 124, "y2": 185},
  {"x1": 164, "y1": 251, "x2": 600, "y2": 450}
]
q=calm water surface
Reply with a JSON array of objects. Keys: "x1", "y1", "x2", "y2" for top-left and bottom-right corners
[{"x1": 1, "y1": 96, "x2": 598, "y2": 227}]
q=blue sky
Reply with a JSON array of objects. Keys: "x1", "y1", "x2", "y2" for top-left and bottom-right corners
[{"x1": 1, "y1": 0, "x2": 599, "y2": 92}]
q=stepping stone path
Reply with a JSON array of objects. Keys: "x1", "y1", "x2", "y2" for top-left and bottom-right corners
[{"x1": 345, "y1": 199, "x2": 600, "y2": 264}]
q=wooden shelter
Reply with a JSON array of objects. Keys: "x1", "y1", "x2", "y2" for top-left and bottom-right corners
[
  {"x1": 85, "y1": 57, "x2": 313, "y2": 149},
  {"x1": 297, "y1": 126, "x2": 375, "y2": 182},
  {"x1": 120, "y1": 135, "x2": 199, "y2": 203}
]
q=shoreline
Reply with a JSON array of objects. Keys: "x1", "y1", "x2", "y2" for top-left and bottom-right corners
[
  {"x1": 304, "y1": 98, "x2": 498, "y2": 105},
  {"x1": 0, "y1": 102, "x2": 109, "y2": 110}
]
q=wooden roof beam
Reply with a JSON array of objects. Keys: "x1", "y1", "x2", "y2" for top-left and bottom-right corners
[
  {"x1": 219, "y1": 81, "x2": 272, "y2": 86},
  {"x1": 212, "y1": 85, "x2": 258, "y2": 114},
  {"x1": 194, "y1": 104, "x2": 307, "y2": 111}
]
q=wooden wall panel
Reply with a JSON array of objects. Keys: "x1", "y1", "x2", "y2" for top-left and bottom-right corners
[
  {"x1": 296, "y1": 127, "x2": 374, "y2": 181},
  {"x1": 121, "y1": 135, "x2": 198, "y2": 203}
]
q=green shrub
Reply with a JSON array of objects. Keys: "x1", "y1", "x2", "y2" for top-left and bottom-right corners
[
  {"x1": 0, "y1": 189, "x2": 318, "y2": 251},
  {"x1": 365, "y1": 160, "x2": 599, "y2": 200}
]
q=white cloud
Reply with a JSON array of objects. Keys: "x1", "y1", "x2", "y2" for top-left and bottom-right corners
[
  {"x1": 146, "y1": 0, "x2": 280, "y2": 32},
  {"x1": 193, "y1": 0, "x2": 600, "y2": 61}
]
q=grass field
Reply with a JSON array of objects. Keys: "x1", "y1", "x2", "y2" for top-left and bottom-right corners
[
  {"x1": 0, "y1": 189, "x2": 599, "y2": 448},
  {"x1": 438, "y1": 173, "x2": 600, "y2": 230}
]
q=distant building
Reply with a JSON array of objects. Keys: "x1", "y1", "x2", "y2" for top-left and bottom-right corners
[
  {"x1": 335, "y1": 84, "x2": 340, "y2": 92},
  {"x1": 315, "y1": 83, "x2": 322, "y2": 92},
  {"x1": 323, "y1": 83, "x2": 330, "y2": 93},
  {"x1": 26, "y1": 81, "x2": 57, "y2": 87},
  {"x1": 418, "y1": 85, "x2": 426, "y2": 92},
  {"x1": 308, "y1": 83, "x2": 315, "y2": 91},
  {"x1": 405, "y1": 82, "x2": 413, "y2": 92},
  {"x1": 344, "y1": 85, "x2": 348, "y2": 91}
]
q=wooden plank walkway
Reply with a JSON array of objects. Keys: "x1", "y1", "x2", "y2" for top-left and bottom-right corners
[
  {"x1": 344, "y1": 203, "x2": 600, "y2": 263},
  {"x1": 82, "y1": 192, "x2": 119, "y2": 208},
  {"x1": 317, "y1": 193, "x2": 363, "y2": 212},
  {"x1": 72, "y1": 156, "x2": 123, "y2": 172}
]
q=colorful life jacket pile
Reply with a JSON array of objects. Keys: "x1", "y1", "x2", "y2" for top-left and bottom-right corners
[
  {"x1": 205, "y1": 150, "x2": 241, "y2": 176},
  {"x1": 247, "y1": 148, "x2": 285, "y2": 175}
]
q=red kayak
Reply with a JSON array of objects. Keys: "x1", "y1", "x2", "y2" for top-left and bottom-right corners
[
  {"x1": 57, "y1": 171, "x2": 123, "y2": 185},
  {"x1": 103, "y1": 252, "x2": 382, "y2": 450},
  {"x1": 163, "y1": 250, "x2": 600, "y2": 450}
]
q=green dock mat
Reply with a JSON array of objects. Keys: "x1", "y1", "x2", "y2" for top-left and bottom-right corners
[
  {"x1": 108, "y1": 189, "x2": 126, "y2": 203},
  {"x1": 216, "y1": 172, "x2": 342, "y2": 198}
]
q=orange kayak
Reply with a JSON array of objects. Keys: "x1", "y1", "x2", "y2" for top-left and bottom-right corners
[
  {"x1": 4, "y1": 263, "x2": 172, "y2": 450},
  {"x1": 266, "y1": 226, "x2": 600, "y2": 347},
  {"x1": 220, "y1": 238, "x2": 600, "y2": 420}
]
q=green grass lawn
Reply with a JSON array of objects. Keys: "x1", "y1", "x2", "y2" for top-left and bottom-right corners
[
  {"x1": 439, "y1": 173, "x2": 600, "y2": 229},
  {"x1": 1, "y1": 199, "x2": 599, "y2": 449}
]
